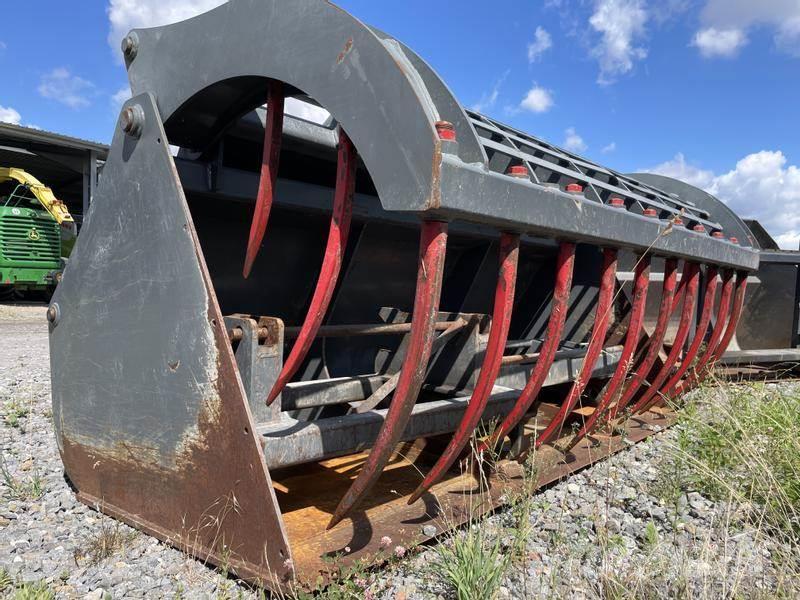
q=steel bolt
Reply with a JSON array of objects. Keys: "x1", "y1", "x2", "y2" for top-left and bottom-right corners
[
  {"x1": 506, "y1": 165, "x2": 529, "y2": 178},
  {"x1": 435, "y1": 121, "x2": 457, "y2": 141},
  {"x1": 121, "y1": 32, "x2": 139, "y2": 60},
  {"x1": 608, "y1": 197, "x2": 625, "y2": 208},
  {"x1": 565, "y1": 183, "x2": 584, "y2": 194},
  {"x1": 711, "y1": 230, "x2": 724, "y2": 239},
  {"x1": 121, "y1": 104, "x2": 145, "y2": 138},
  {"x1": 46, "y1": 303, "x2": 60, "y2": 326},
  {"x1": 643, "y1": 208, "x2": 658, "y2": 217}
]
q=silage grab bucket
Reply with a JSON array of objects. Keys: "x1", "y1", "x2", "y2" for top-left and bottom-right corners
[{"x1": 48, "y1": 0, "x2": 759, "y2": 589}]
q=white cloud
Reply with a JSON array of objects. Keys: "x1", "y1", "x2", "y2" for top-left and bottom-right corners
[
  {"x1": 471, "y1": 71, "x2": 509, "y2": 113},
  {"x1": 0, "y1": 106, "x2": 22, "y2": 125},
  {"x1": 642, "y1": 153, "x2": 716, "y2": 189},
  {"x1": 589, "y1": 0, "x2": 648, "y2": 85},
  {"x1": 643, "y1": 151, "x2": 800, "y2": 250},
  {"x1": 111, "y1": 86, "x2": 131, "y2": 111},
  {"x1": 692, "y1": 27, "x2": 747, "y2": 58},
  {"x1": 38, "y1": 68, "x2": 95, "y2": 109},
  {"x1": 563, "y1": 127, "x2": 587, "y2": 153},
  {"x1": 776, "y1": 17, "x2": 800, "y2": 57},
  {"x1": 528, "y1": 27, "x2": 553, "y2": 62},
  {"x1": 520, "y1": 85, "x2": 554, "y2": 114},
  {"x1": 695, "y1": 0, "x2": 800, "y2": 58},
  {"x1": 107, "y1": 0, "x2": 227, "y2": 60},
  {"x1": 602, "y1": 142, "x2": 616, "y2": 153}
]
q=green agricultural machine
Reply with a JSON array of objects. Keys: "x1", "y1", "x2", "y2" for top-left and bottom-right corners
[{"x1": 0, "y1": 167, "x2": 75, "y2": 298}]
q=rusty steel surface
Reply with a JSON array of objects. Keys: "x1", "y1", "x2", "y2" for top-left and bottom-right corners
[
  {"x1": 565, "y1": 255, "x2": 651, "y2": 449},
  {"x1": 328, "y1": 220, "x2": 449, "y2": 529},
  {"x1": 243, "y1": 80, "x2": 284, "y2": 279},
  {"x1": 50, "y1": 94, "x2": 292, "y2": 587},
  {"x1": 267, "y1": 129, "x2": 357, "y2": 405},
  {"x1": 408, "y1": 232, "x2": 520, "y2": 504},
  {"x1": 612, "y1": 258, "x2": 679, "y2": 417},
  {"x1": 479, "y1": 241, "x2": 576, "y2": 454},
  {"x1": 279, "y1": 408, "x2": 677, "y2": 588},
  {"x1": 533, "y1": 248, "x2": 619, "y2": 449}
]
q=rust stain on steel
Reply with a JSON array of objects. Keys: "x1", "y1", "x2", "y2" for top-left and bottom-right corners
[
  {"x1": 336, "y1": 37, "x2": 354, "y2": 64},
  {"x1": 62, "y1": 199, "x2": 292, "y2": 590},
  {"x1": 61, "y1": 330, "x2": 292, "y2": 587},
  {"x1": 280, "y1": 409, "x2": 677, "y2": 588},
  {"x1": 327, "y1": 220, "x2": 449, "y2": 529}
]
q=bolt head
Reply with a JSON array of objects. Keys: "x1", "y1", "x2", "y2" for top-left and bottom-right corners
[
  {"x1": 434, "y1": 121, "x2": 456, "y2": 141},
  {"x1": 507, "y1": 165, "x2": 529, "y2": 178},
  {"x1": 121, "y1": 31, "x2": 139, "y2": 60},
  {"x1": 120, "y1": 104, "x2": 145, "y2": 138},
  {"x1": 46, "y1": 303, "x2": 60, "y2": 325},
  {"x1": 609, "y1": 197, "x2": 625, "y2": 208}
]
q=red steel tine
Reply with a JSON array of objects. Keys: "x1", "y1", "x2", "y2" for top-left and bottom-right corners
[
  {"x1": 408, "y1": 232, "x2": 520, "y2": 504},
  {"x1": 477, "y1": 241, "x2": 576, "y2": 455},
  {"x1": 638, "y1": 265, "x2": 718, "y2": 413},
  {"x1": 266, "y1": 129, "x2": 357, "y2": 405},
  {"x1": 708, "y1": 271, "x2": 748, "y2": 366},
  {"x1": 631, "y1": 262, "x2": 700, "y2": 414},
  {"x1": 686, "y1": 271, "x2": 749, "y2": 388},
  {"x1": 243, "y1": 80, "x2": 284, "y2": 279},
  {"x1": 532, "y1": 248, "x2": 619, "y2": 450},
  {"x1": 609, "y1": 258, "x2": 679, "y2": 420},
  {"x1": 630, "y1": 262, "x2": 700, "y2": 415},
  {"x1": 327, "y1": 220, "x2": 448, "y2": 529},
  {"x1": 670, "y1": 269, "x2": 735, "y2": 396},
  {"x1": 564, "y1": 255, "x2": 651, "y2": 451}
]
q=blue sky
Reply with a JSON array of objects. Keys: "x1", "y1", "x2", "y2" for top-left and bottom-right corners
[{"x1": 1, "y1": 0, "x2": 799, "y2": 247}]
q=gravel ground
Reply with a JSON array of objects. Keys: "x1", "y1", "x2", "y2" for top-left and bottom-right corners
[{"x1": 0, "y1": 302, "x2": 796, "y2": 599}]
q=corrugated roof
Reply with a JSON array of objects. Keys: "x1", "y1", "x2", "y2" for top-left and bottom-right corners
[{"x1": 0, "y1": 122, "x2": 109, "y2": 159}]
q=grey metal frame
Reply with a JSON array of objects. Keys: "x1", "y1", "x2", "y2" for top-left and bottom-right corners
[{"x1": 122, "y1": 0, "x2": 758, "y2": 271}]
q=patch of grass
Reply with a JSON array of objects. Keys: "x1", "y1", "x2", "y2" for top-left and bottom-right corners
[
  {"x1": 0, "y1": 568, "x2": 12, "y2": 592},
  {"x1": 673, "y1": 382, "x2": 800, "y2": 539},
  {"x1": 0, "y1": 456, "x2": 44, "y2": 501},
  {"x1": 73, "y1": 522, "x2": 138, "y2": 566},
  {"x1": 10, "y1": 579, "x2": 56, "y2": 600},
  {"x1": 2, "y1": 399, "x2": 30, "y2": 429},
  {"x1": 431, "y1": 523, "x2": 509, "y2": 600},
  {"x1": 0, "y1": 572, "x2": 55, "y2": 600},
  {"x1": 642, "y1": 521, "x2": 659, "y2": 551}
]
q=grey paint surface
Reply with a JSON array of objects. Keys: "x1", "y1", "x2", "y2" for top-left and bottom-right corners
[{"x1": 50, "y1": 96, "x2": 217, "y2": 457}]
